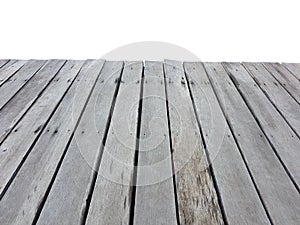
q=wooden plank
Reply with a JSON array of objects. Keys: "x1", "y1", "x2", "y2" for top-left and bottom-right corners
[
  {"x1": 225, "y1": 62, "x2": 300, "y2": 187},
  {"x1": 0, "y1": 60, "x2": 104, "y2": 225},
  {"x1": 243, "y1": 63, "x2": 300, "y2": 136},
  {"x1": 86, "y1": 61, "x2": 143, "y2": 225},
  {"x1": 133, "y1": 61, "x2": 177, "y2": 225},
  {"x1": 36, "y1": 61, "x2": 123, "y2": 225},
  {"x1": 204, "y1": 62, "x2": 300, "y2": 225},
  {"x1": 283, "y1": 63, "x2": 300, "y2": 81},
  {"x1": 0, "y1": 60, "x2": 17, "y2": 72},
  {"x1": 263, "y1": 63, "x2": 300, "y2": 104},
  {"x1": 184, "y1": 62, "x2": 270, "y2": 225},
  {"x1": 0, "y1": 60, "x2": 9, "y2": 69},
  {"x1": 164, "y1": 60, "x2": 224, "y2": 225},
  {"x1": 0, "y1": 60, "x2": 46, "y2": 109},
  {"x1": 0, "y1": 60, "x2": 66, "y2": 143},
  {"x1": 0, "y1": 60, "x2": 84, "y2": 197},
  {"x1": 0, "y1": 60, "x2": 28, "y2": 86}
]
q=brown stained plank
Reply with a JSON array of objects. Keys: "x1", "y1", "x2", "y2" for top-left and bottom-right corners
[
  {"x1": 0, "y1": 60, "x2": 66, "y2": 143},
  {"x1": 0, "y1": 60, "x2": 85, "y2": 198},
  {"x1": 283, "y1": 63, "x2": 300, "y2": 81},
  {"x1": 205, "y1": 62, "x2": 300, "y2": 225},
  {"x1": 0, "y1": 60, "x2": 104, "y2": 225},
  {"x1": 0, "y1": 60, "x2": 28, "y2": 86},
  {"x1": 0, "y1": 60, "x2": 46, "y2": 109},
  {"x1": 133, "y1": 61, "x2": 178, "y2": 225},
  {"x1": 164, "y1": 60, "x2": 224, "y2": 225},
  {"x1": 36, "y1": 61, "x2": 123, "y2": 225},
  {"x1": 86, "y1": 62, "x2": 142, "y2": 225},
  {"x1": 224, "y1": 62, "x2": 300, "y2": 187},
  {"x1": 184, "y1": 62, "x2": 270, "y2": 225},
  {"x1": 263, "y1": 63, "x2": 300, "y2": 104},
  {"x1": 243, "y1": 63, "x2": 300, "y2": 137}
]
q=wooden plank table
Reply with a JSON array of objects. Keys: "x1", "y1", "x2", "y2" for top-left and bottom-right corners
[{"x1": 0, "y1": 60, "x2": 299, "y2": 225}]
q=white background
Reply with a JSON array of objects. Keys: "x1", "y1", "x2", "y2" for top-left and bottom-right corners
[{"x1": 0, "y1": 0, "x2": 299, "y2": 61}]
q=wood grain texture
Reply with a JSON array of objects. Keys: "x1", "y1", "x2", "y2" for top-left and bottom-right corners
[
  {"x1": 224, "y1": 62, "x2": 300, "y2": 187},
  {"x1": 263, "y1": 63, "x2": 300, "y2": 104},
  {"x1": 0, "y1": 60, "x2": 298, "y2": 225},
  {"x1": 164, "y1": 60, "x2": 224, "y2": 225},
  {"x1": 133, "y1": 61, "x2": 178, "y2": 225},
  {"x1": 86, "y1": 61, "x2": 143, "y2": 225},
  {"x1": 205, "y1": 62, "x2": 300, "y2": 225},
  {"x1": 0, "y1": 60, "x2": 84, "y2": 197},
  {"x1": 0, "y1": 60, "x2": 104, "y2": 225},
  {"x1": 0, "y1": 60, "x2": 27, "y2": 86},
  {"x1": 36, "y1": 61, "x2": 123, "y2": 225},
  {"x1": 0, "y1": 60, "x2": 66, "y2": 143},
  {"x1": 283, "y1": 63, "x2": 300, "y2": 81},
  {"x1": 0, "y1": 60, "x2": 46, "y2": 109},
  {"x1": 184, "y1": 62, "x2": 270, "y2": 225},
  {"x1": 243, "y1": 63, "x2": 300, "y2": 137}
]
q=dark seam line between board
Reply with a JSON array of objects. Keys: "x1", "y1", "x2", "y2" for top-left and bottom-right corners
[
  {"x1": 163, "y1": 62, "x2": 181, "y2": 225},
  {"x1": 128, "y1": 62, "x2": 145, "y2": 225},
  {"x1": 228, "y1": 63, "x2": 300, "y2": 193},
  {"x1": 243, "y1": 63, "x2": 300, "y2": 140},
  {"x1": 31, "y1": 60, "x2": 106, "y2": 225},
  {"x1": 282, "y1": 64, "x2": 300, "y2": 82},
  {"x1": 0, "y1": 61, "x2": 84, "y2": 201},
  {"x1": 205, "y1": 63, "x2": 274, "y2": 225},
  {"x1": 0, "y1": 60, "x2": 27, "y2": 87},
  {"x1": 0, "y1": 60, "x2": 10, "y2": 70},
  {"x1": 80, "y1": 62, "x2": 125, "y2": 225},
  {"x1": 0, "y1": 60, "x2": 47, "y2": 111},
  {"x1": 262, "y1": 63, "x2": 300, "y2": 105},
  {"x1": 0, "y1": 60, "x2": 67, "y2": 145},
  {"x1": 183, "y1": 63, "x2": 229, "y2": 225}
]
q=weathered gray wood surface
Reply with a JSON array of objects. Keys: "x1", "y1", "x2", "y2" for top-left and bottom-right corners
[
  {"x1": 0, "y1": 60, "x2": 104, "y2": 225},
  {"x1": 283, "y1": 63, "x2": 300, "y2": 81},
  {"x1": 0, "y1": 60, "x2": 299, "y2": 225},
  {"x1": 36, "y1": 61, "x2": 123, "y2": 225},
  {"x1": 134, "y1": 61, "x2": 178, "y2": 225},
  {"x1": 165, "y1": 60, "x2": 224, "y2": 225},
  {"x1": 0, "y1": 60, "x2": 9, "y2": 69},
  {"x1": 0, "y1": 60, "x2": 27, "y2": 86},
  {"x1": 243, "y1": 63, "x2": 300, "y2": 137},
  {"x1": 0, "y1": 60, "x2": 84, "y2": 197},
  {"x1": 264, "y1": 63, "x2": 300, "y2": 104},
  {"x1": 224, "y1": 62, "x2": 300, "y2": 187},
  {"x1": 0, "y1": 60, "x2": 66, "y2": 143},
  {"x1": 0, "y1": 60, "x2": 45, "y2": 109},
  {"x1": 184, "y1": 62, "x2": 270, "y2": 225},
  {"x1": 205, "y1": 62, "x2": 300, "y2": 225},
  {"x1": 86, "y1": 61, "x2": 142, "y2": 225}
]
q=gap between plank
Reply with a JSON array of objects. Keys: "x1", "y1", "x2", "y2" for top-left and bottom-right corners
[
  {"x1": 31, "y1": 60, "x2": 106, "y2": 225},
  {"x1": 162, "y1": 62, "x2": 181, "y2": 225},
  {"x1": 282, "y1": 64, "x2": 300, "y2": 82},
  {"x1": 0, "y1": 61, "x2": 46, "y2": 110},
  {"x1": 204, "y1": 63, "x2": 274, "y2": 225},
  {"x1": 0, "y1": 60, "x2": 10, "y2": 70},
  {"x1": 0, "y1": 61, "x2": 67, "y2": 145},
  {"x1": 183, "y1": 63, "x2": 229, "y2": 225},
  {"x1": 262, "y1": 63, "x2": 300, "y2": 105},
  {"x1": 128, "y1": 63, "x2": 145, "y2": 225},
  {"x1": 0, "y1": 61, "x2": 69, "y2": 200},
  {"x1": 0, "y1": 60, "x2": 28, "y2": 88},
  {"x1": 80, "y1": 62, "x2": 125, "y2": 225},
  {"x1": 225, "y1": 63, "x2": 300, "y2": 193},
  {"x1": 242, "y1": 63, "x2": 300, "y2": 140}
]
